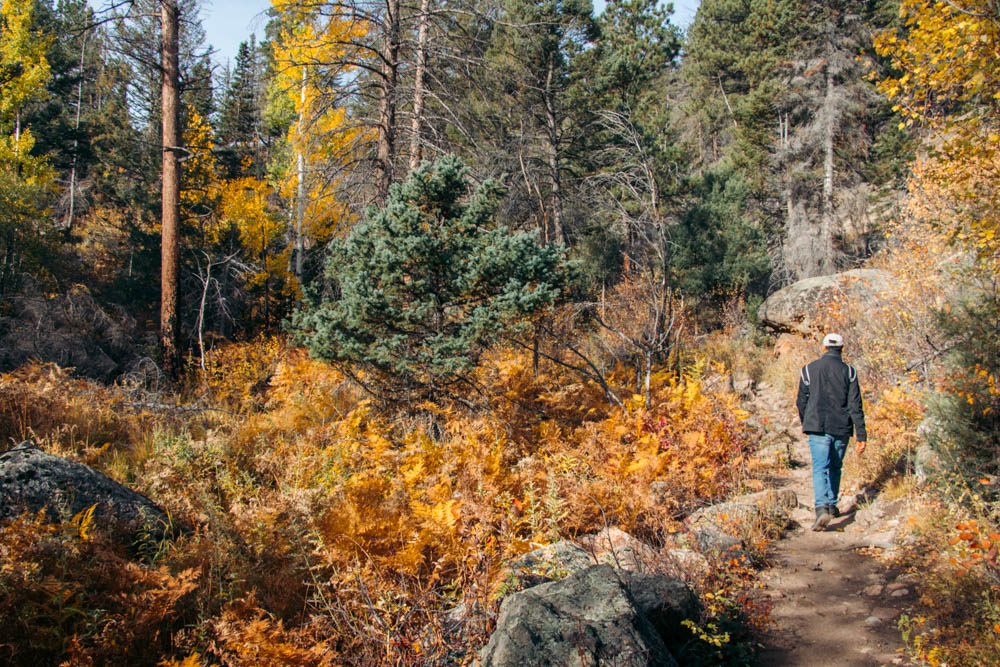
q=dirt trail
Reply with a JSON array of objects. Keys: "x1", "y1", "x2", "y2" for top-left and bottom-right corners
[{"x1": 752, "y1": 390, "x2": 913, "y2": 666}]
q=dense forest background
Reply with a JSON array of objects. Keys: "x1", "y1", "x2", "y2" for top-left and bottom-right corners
[{"x1": 0, "y1": 0, "x2": 910, "y2": 381}]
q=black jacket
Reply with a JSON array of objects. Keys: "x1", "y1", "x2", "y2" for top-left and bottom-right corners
[{"x1": 796, "y1": 348, "x2": 867, "y2": 441}]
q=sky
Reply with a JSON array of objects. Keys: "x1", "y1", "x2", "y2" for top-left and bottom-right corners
[
  {"x1": 200, "y1": 0, "x2": 273, "y2": 68},
  {"x1": 202, "y1": 0, "x2": 702, "y2": 68}
]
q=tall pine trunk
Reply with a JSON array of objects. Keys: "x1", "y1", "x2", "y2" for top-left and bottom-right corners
[
  {"x1": 408, "y1": 0, "x2": 431, "y2": 173},
  {"x1": 160, "y1": 0, "x2": 180, "y2": 377},
  {"x1": 375, "y1": 0, "x2": 400, "y2": 201},
  {"x1": 67, "y1": 31, "x2": 88, "y2": 235},
  {"x1": 543, "y1": 58, "x2": 564, "y2": 246},
  {"x1": 819, "y1": 63, "x2": 836, "y2": 275}
]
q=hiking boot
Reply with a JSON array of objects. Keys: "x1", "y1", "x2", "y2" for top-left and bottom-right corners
[
  {"x1": 827, "y1": 504, "x2": 840, "y2": 518},
  {"x1": 811, "y1": 506, "x2": 831, "y2": 531}
]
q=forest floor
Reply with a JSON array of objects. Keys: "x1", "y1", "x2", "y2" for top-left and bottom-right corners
[{"x1": 750, "y1": 387, "x2": 915, "y2": 666}]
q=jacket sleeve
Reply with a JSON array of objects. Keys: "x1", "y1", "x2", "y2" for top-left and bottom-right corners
[
  {"x1": 796, "y1": 366, "x2": 809, "y2": 424},
  {"x1": 848, "y1": 372, "x2": 867, "y2": 441}
]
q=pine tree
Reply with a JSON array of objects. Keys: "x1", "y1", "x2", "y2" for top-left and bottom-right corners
[
  {"x1": 481, "y1": 0, "x2": 598, "y2": 246},
  {"x1": 291, "y1": 155, "x2": 568, "y2": 401},
  {"x1": 217, "y1": 37, "x2": 261, "y2": 177}
]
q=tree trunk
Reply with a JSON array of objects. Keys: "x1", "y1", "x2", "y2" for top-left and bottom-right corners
[
  {"x1": 160, "y1": 0, "x2": 181, "y2": 377},
  {"x1": 543, "y1": 58, "x2": 565, "y2": 246},
  {"x1": 375, "y1": 0, "x2": 400, "y2": 202},
  {"x1": 295, "y1": 67, "x2": 306, "y2": 281},
  {"x1": 822, "y1": 69, "x2": 835, "y2": 216},
  {"x1": 820, "y1": 64, "x2": 836, "y2": 275},
  {"x1": 67, "y1": 31, "x2": 89, "y2": 235},
  {"x1": 408, "y1": 0, "x2": 431, "y2": 173}
]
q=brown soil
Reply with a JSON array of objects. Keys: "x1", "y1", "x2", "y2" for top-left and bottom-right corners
[{"x1": 756, "y1": 432, "x2": 913, "y2": 666}]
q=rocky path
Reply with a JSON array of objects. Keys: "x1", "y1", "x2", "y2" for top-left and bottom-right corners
[{"x1": 750, "y1": 387, "x2": 914, "y2": 666}]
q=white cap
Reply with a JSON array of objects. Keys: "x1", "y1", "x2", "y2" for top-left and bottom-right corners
[{"x1": 822, "y1": 333, "x2": 844, "y2": 347}]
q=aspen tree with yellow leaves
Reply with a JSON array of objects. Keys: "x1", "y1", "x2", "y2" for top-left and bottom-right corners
[
  {"x1": 875, "y1": 0, "x2": 1000, "y2": 268},
  {"x1": 182, "y1": 108, "x2": 289, "y2": 334},
  {"x1": 0, "y1": 0, "x2": 54, "y2": 296},
  {"x1": 270, "y1": 1, "x2": 366, "y2": 280},
  {"x1": 0, "y1": 0, "x2": 50, "y2": 147}
]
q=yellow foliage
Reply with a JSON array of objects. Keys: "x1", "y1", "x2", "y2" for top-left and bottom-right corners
[
  {"x1": 0, "y1": 0, "x2": 51, "y2": 120},
  {"x1": 196, "y1": 336, "x2": 287, "y2": 412},
  {"x1": 180, "y1": 110, "x2": 293, "y2": 304},
  {"x1": 159, "y1": 655, "x2": 207, "y2": 667},
  {"x1": 0, "y1": 334, "x2": 760, "y2": 663},
  {"x1": 270, "y1": 2, "x2": 366, "y2": 245},
  {"x1": 70, "y1": 503, "x2": 98, "y2": 541},
  {"x1": 875, "y1": 0, "x2": 1000, "y2": 271},
  {"x1": 0, "y1": 362, "x2": 150, "y2": 459}
]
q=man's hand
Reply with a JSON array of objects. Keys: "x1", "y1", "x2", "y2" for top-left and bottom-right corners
[{"x1": 856, "y1": 440, "x2": 867, "y2": 455}]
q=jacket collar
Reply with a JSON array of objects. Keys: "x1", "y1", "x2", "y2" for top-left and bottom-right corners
[{"x1": 823, "y1": 347, "x2": 844, "y2": 359}]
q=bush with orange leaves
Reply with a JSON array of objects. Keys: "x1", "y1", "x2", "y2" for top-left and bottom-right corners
[
  {"x1": 0, "y1": 336, "x2": 763, "y2": 664},
  {"x1": 0, "y1": 512, "x2": 198, "y2": 666}
]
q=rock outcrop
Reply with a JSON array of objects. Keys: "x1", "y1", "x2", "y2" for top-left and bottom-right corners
[
  {"x1": 758, "y1": 269, "x2": 888, "y2": 334},
  {"x1": 623, "y1": 572, "x2": 699, "y2": 650},
  {"x1": 0, "y1": 442, "x2": 170, "y2": 541},
  {"x1": 0, "y1": 281, "x2": 141, "y2": 381},
  {"x1": 686, "y1": 489, "x2": 798, "y2": 558},
  {"x1": 480, "y1": 565, "x2": 681, "y2": 667}
]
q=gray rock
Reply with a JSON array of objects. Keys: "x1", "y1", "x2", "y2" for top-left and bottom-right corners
[
  {"x1": 0, "y1": 280, "x2": 138, "y2": 381},
  {"x1": 758, "y1": 269, "x2": 889, "y2": 334},
  {"x1": 0, "y1": 442, "x2": 170, "y2": 542},
  {"x1": 661, "y1": 548, "x2": 710, "y2": 581},
  {"x1": 480, "y1": 565, "x2": 679, "y2": 667},
  {"x1": 623, "y1": 573, "x2": 698, "y2": 650},
  {"x1": 871, "y1": 607, "x2": 901, "y2": 622},
  {"x1": 687, "y1": 489, "x2": 796, "y2": 544},
  {"x1": 732, "y1": 374, "x2": 755, "y2": 398},
  {"x1": 685, "y1": 489, "x2": 798, "y2": 561},
  {"x1": 691, "y1": 525, "x2": 745, "y2": 558},
  {"x1": 578, "y1": 527, "x2": 656, "y2": 572},
  {"x1": 512, "y1": 540, "x2": 592, "y2": 575}
]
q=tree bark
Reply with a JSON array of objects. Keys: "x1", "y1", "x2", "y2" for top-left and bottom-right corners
[
  {"x1": 295, "y1": 67, "x2": 307, "y2": 281},
  {"x1": 820, "y1": 63, "x2": 836, "y2": 275},
  {"x1": 375, "y1": 0, "x2": 400, "y2": 202},
  {"x1": 822, "y1": 68, "x2": 835, "y2": 216},
  {"x1": 543, "y1": 57, "x2": 565, "y2": 246},
  {"x1": 160, "y1": 0, "x2": 181, "y2": 377},
  {"x1": 67, "y1": 30, "x2": 89, "y2": 235},
  {"x1": 408, "y1": 0, "x2": 431, "y2": 173}
]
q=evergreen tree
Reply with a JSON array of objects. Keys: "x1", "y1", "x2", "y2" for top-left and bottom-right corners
[
  {"x1": 590, "y1": 0, "x2": 681, "y2": 113},
  {"x1": 217, "y1": 37, "x2": 262, "y2": 177},
  {"x1": 291, "y1": 155, "x2": 568, "y2": 401},
  {"x1": 481, "y1": 0, "x2": 598, "y2": 245}
]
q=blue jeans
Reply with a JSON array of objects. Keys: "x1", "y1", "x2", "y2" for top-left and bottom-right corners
[{"x1": 808, "y1": 433, "x2": 848, "y2": 508}]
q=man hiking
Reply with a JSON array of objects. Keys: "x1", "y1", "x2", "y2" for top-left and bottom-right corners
[{"x1": 796, "y1": 333, "x2": 867, "y2": 531}]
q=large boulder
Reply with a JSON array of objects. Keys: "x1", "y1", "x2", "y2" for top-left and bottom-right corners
[
  {"x1": 686, "y1": 489, "x2": 798, "y2": 558},
  {"x1": 499, "y1": 540, "x2": 595, "y2": 594},
  {"x1": 758, "y1": 269, "x2": 889, "y2": 335},
  {"x1": 480, "y1": 565, "x2": 680, "y2": 667},
  {"x1": 0, "y1": 442, "x2": 170, "y2": 542},
  {"x1": 623, "y1": 573, "x2": 699, "y2": 651}
]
